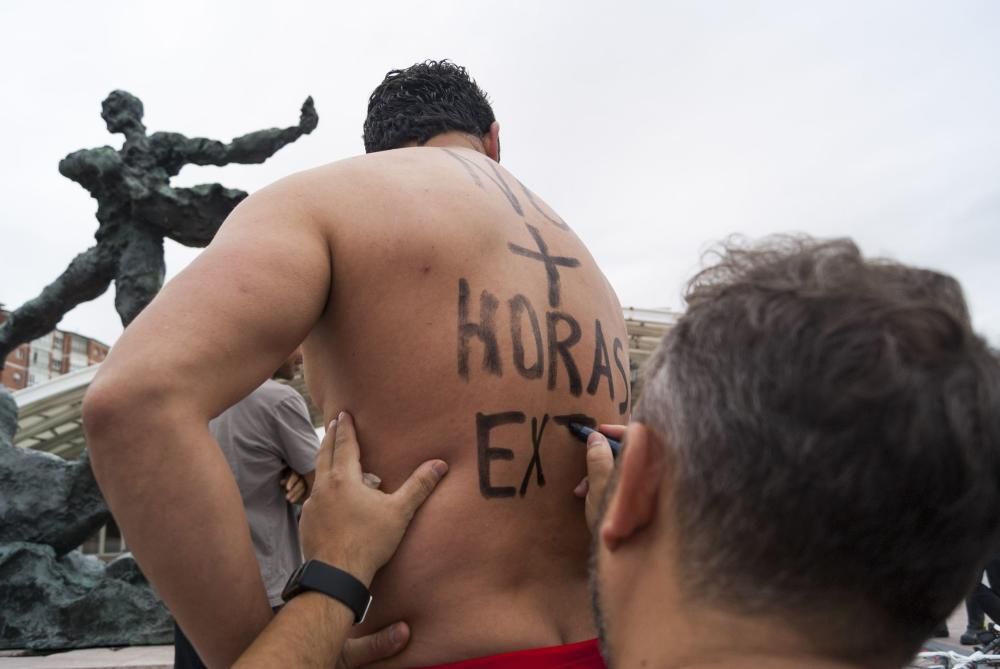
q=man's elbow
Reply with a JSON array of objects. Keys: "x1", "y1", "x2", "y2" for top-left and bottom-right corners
[
  {"x1": 82, "y1": 372, "x2": 180, "y2": 460},
  {"x1": 82, "y1": 377, "x2": 135, "y2": 461}
]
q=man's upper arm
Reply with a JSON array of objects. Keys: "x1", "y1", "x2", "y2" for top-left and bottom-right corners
[
  {"x1": 272, "y1": 391, "x2": 321, "y2": 476},
  {"x1": 91, "y1": 178, "x2": 332, "y2": 423}
]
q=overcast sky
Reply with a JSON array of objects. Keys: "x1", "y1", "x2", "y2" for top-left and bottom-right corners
[{"x1": 1, "y1": 0, "x2": 998, "y2": 347}]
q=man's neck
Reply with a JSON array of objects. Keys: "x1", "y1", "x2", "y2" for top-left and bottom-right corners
[
  {"x1": 614, "y1": 620, "x2": 869, "y2": 669},
  {"x1": 418, "y1": 131, "x2": 487, "y2": 155},
  {"x1": 607, "y1": 557, "x2": 872, "y2": 669}
]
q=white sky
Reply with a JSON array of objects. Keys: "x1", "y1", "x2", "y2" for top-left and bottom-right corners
[{"x1": 2, "y1": 0, "x2": 998, "y2": 347}]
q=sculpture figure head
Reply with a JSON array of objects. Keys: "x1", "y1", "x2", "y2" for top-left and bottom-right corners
[{"x1": 101, "y1": 90, "x2": 146, "y2": 135}]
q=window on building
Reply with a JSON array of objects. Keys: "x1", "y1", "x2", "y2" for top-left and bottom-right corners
[
  {"x1": 28, "y1": 373, "x2": 35, "y2": 384},
  {"x1": 13, "y1": 372, "x2": 21, "y2": 382},
  {"x1": 69, "y1": 354, "x2": 88, "y2": 371},
  {"x1": 17, "y1": 349, "x2": 25, "y2": 360},
  {"x1": 71, "y1": 337, "x2": 87, "y2": 355}
]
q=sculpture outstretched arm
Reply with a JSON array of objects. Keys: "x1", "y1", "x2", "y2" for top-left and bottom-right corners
[
  {"x1": 0, "y1": 244, "x2": 118, "y2": 368},
  {"x1": 183, "y1": 97, "x2": 318, "y2": 166}
]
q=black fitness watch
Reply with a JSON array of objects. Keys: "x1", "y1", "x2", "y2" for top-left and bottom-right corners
[{"x1": 281, "y1": 560, "x2": 373, "y2": 625}]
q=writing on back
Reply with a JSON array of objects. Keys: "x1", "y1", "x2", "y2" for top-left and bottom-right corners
[{"x1": 447, "y1": 149, "x2": 629, "y2": 499}]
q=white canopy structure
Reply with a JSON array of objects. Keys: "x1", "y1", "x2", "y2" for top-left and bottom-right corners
[
  {"x1": 13, "y1": 365, "x2": 98, "y2": 459},
  {"x1": 12, "y1": 308, "x2": 677, "y2": 460},
  {"x1": 622, "y1": 307, "x2": 676, "y2": 368}
]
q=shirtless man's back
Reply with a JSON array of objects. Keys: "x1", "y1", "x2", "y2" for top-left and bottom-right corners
[{"x1": 85, "y1": 61, "x2": 628, "y2": 668}]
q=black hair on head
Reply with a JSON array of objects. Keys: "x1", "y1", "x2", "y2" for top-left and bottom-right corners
[{"x1": 363, "y1": 60, "x2": 495, "y2": 153}]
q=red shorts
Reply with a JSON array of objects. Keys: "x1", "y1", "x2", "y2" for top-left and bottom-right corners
[{"x1": 416, "y1": 639, "x2": 605, "y2": 669}]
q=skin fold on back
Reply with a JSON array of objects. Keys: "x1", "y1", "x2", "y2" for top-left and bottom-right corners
[{"x1": 299, "y1": 147, "x2": 630, "y2": 667}]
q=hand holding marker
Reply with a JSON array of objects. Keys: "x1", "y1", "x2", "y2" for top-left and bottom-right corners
[{"x1": 567, "y1": 423, "x2": 622, "y2": 459}]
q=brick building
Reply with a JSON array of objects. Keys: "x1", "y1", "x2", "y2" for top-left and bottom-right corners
[{"x1": 0, "y1": 305, "x2": 110, "y2": 391}]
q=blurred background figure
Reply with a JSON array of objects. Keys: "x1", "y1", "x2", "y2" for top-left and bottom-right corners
[{"x1": 961, "y1": 559, "x2": 1000, "y2": 645}]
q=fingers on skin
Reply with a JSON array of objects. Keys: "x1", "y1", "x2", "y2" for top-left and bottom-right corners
[
  {"x1": 597, "y1": 423, "x2": 627, "y2": 440},
  {"x1": 341, "y1": 622, "x2": 409, "y2": 668},
  {"x1": 394, "y1": 460, "x2": 449, "y2": 518},
  {"x1": 586, "y1": 432, "x2": 614, "y2": 498},
  {"x1": 315, "y1": 418, "x2": 337, "y2": 472},
  {"x1": 574, "y1": 427, "x2": 619, "y2": 499},
  {"x1": 332, "y1": 411, "x2": 362, "y2": 475}
]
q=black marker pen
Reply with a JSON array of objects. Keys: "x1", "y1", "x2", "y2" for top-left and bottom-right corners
[{"x1": 567, "y1": 423, "x2": 622, "y2": 459}]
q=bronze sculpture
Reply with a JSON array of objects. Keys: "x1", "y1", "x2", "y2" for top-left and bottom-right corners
[{"x1": 0, "y1": 90, "x2": 318, "y2": 649}]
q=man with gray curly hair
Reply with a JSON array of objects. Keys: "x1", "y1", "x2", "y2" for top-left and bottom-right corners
[{"x1": 582, "y1": 236, "x2": 1000, "y2": 669}]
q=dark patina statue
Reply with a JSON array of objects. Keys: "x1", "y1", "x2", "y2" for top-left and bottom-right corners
[
  {"x1": 0, "y1": 89, "x2": 317, "y2": 344},
  {"x1": 0, "y1": 91, "x2": 318, "y2": 650}
]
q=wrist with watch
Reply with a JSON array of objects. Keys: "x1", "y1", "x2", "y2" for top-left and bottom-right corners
[{"x1": 282, "y1": 560, "x2": 373, "y2": 625}]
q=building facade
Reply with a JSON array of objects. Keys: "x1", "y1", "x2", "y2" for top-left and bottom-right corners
[{"x1": 1, "y1": 306, "x2": 110, "y2": 391}]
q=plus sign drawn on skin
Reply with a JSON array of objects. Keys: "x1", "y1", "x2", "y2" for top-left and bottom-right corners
[{"x1": 507, "y1": 224, "x2": 581, "y2": 308}]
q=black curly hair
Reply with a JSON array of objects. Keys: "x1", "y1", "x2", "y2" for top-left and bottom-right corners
[{"x1": 363, "y1": 60, "x2": 495, "y2": 153}]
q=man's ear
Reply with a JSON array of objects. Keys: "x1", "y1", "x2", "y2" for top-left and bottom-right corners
[
  {"x1": 483, "y1": 121, "x2": 501, "y2": 162},
  {"x1": 600, "y1": 423, "x2": 665, "y2": 551}
]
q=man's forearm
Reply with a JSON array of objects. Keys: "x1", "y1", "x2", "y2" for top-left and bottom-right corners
[
  {"x1": 235, "y1": 592, "x2": 355, "y2": 668},
  {"x1": 86, "y1": 405, "x2": 272, "y2": 668}
]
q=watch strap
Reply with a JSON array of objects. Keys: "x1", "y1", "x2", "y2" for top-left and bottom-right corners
[{"x1": 281, "y1": 560, "x2": 373, "y2": 624}]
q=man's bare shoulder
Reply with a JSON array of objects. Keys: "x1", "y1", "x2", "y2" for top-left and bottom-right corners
[
  {"x1": 285, "y1": 147, "x2": 522, "y2": 197},
  {"x1": 283, "y1": 148, "x2": 447, "y2": 185},
  {"x1": 260, "y1": 148, "x2": 520, "y2": 234}
]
